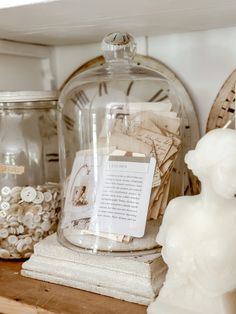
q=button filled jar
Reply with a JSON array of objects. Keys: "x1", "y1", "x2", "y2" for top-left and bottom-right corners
[
  {"x1": 0, "y1": 91, "x2": 60, "y2": 259},
  {"x1": 58, "y1": 32, "x2": 187, "y2": 255}
]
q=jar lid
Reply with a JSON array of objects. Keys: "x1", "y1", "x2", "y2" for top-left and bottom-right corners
[{"x1": 0, "y1": 91, "x2": 58, "y2": 103}]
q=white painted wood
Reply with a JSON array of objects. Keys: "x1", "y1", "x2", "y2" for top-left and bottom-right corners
[
  {"x1": 0, "y1": 40, "x2": 50, "y2": 58},
  {"x1": 0, "y1": 0, "x2": 236, "y2": 45},
  {"x1": 0, "y1": 40, "x2": 54, "y2": 90},
  {"x1": 21, "y1": 269, "x2": 163, "y2": 305},
  {"x1": 0, "y1": 55, "x2": 45, "y2": 91},
  {"x1": 0, "y1": 7, "x2": 236, "y2": 131},
  {"x1": 21, "y1": 234, "x2": 167, "y2": 305},
  {"x1": 41, "y1": 58, "x2": 55, "y2": 89}
]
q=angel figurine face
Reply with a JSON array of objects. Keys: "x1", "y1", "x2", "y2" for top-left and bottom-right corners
[{"x1": 148, "y1": 128, "x2": 236, "y2": 314}]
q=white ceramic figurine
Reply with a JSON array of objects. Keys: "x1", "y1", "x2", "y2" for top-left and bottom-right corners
[{"x1": 148, "y1": 128, "x2": 236, "y2": 314}]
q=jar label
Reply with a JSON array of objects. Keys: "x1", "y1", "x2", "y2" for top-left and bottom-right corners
[{"x1": 0, "y1": 164, "x2": 24, "y2": 175}]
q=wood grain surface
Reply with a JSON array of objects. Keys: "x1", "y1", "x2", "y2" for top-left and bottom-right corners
[
  {"x1": 206, "y1": 69, "x2": 236, "y2": 132},
  {"x1": 0, "y1": 260, "x2": 147, "y2": 314}
]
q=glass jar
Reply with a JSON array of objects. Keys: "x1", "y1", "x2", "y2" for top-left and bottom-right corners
[
  {"x1": 58, "y1": 32, "x2": 186, "y2": 255},
  {"x1": 0, "y1": 91, "x2": 60, "y2": 259}
]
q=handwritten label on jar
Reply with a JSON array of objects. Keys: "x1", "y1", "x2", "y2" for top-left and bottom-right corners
[
  {"x1": 0, "y1": 164, "x2": 24, "y2": 175},
  {"x1": 89, "y1": 155, "x2": 156, "y2": 238}
]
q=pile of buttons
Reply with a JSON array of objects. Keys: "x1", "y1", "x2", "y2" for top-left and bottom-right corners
[{"x1": 0, "y1": 183, "x2": 60, "y2": 259}]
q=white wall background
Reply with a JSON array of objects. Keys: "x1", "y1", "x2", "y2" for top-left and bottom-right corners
[
  {"x1": 148, "y1": 27, "x2": 236, "y2": 134},
  {"x1": 0, "y1": 55, "x2": 44, "y2": 91},
  {"x1": 1, "y1": 27, "x2": 236, "y2": 134}
]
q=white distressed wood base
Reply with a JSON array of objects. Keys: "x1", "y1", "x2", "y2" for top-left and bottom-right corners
[{"x1": 21, "y1": 234, "x2": 167, "y2": 305}]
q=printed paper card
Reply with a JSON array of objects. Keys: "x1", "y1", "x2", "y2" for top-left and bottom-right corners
[
  {"x1": 89, "y1": 155, "x2": 156, "y2": 238},
  {"x1": 62, "y1": 148, "x2": 113, "y2": 228}
]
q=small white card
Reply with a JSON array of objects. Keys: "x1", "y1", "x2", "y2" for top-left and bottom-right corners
[
  {"x1": 89, "y1": 155, "x2": 156, "y2": 238},
  {"x1": 62, "y1": 147, "x2": 114, "y2": 228}
]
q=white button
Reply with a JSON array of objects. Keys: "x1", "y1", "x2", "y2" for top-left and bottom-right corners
[
  {"x1": 34, "y1": 205, "x2": 43, "y2": 215},
  {"x1": 43, "y1": 191, "x2": 52, "y2": 202},
  {"x1": 22, "y1": 213, "x2": 37, "y2": 229},
  {"x1": 0, "y1": 211, "x2": 7, "y2": 218},
  {"x1": 8, "y1": 235, "x2": 18, "y2": 245},
  {"x1": 0, "y1": 201, "x2": 10, "y2": 211},
  {"x1": 53, "y1": 191, "x2": 58, "y2": 200},
  {"x1": 43, "y1": 203, "x2": 50, "y2": 212},
  {"x1": 22, "y1": 212, "x2": 34, "y2": 228},
  {"x1": 3, "y1": 196, "x2": 11, "y2": 202},
  {"x1": 0, "y1": 249, "x2": 10, "y2": 258},
  {"x1": 50, "y1": 209, "x2": 56, "y2": 218},
  {"x1": 41, "y1": 221, "x2": 51, "y2": 232},
  {"x1": 0, "y1": 228, "x2": 9, "y2": 238},
  {"x1": 34, "y1": 228, "x2": 43, "y2": 236},
  {"x1": 17, "y1": 215, "x2": 23, "y2": 223},
  {"x1": 1, "y1": 186, "x2": 11, "y2": 196},
  {"x1": 11, "y1": 186, "x2": 21, "y2": 195},
  {"x1": 33, "y1": 214, "x2": 41, "y2": 223},
  {"x1": 34, "y1": 204, "x2": 43, "y2": 211},
  {"x1": 21, "y1": 187, "x2": 37, "y2": 202},
  {"x1": 25, "y1": 237, "x2": 32, "y2": 245},
  {"x1": 42, "y1": 212, "x2": 50, "y2": 221},
  {"x1": 17, "y1": 225, "x2": 24, "y2": 234},
  {"x1": 24, "y1": 252, "x2": 32, "y2": 258},
  {"x1": 16, "y1": 239, "x2": 25, "y2": 253},
  {"x1": 33, "y1": 191, "x2": 44, "y2": 204}
]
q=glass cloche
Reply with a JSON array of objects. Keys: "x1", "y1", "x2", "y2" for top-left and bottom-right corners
[
  {"x1": 57, "y1": 32, "x2": 186, "y2": 255},
  {"x1": 0, "y1": 91, "x2": 60, "y2": 259}
]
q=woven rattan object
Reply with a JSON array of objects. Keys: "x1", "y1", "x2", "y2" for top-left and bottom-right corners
[{"x1": 207, "y1": 70, "x2": 236, "y2": 132}]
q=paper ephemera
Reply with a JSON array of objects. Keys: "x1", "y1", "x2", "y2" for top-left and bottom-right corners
[
  {"x1": 62, "y1": 147, "x2": 114, "y2": 228},
  {"x1": 65, "y1": 100, "x2": 182, "y2": 244},
  {"x1": 98, "y1": 102, "x2": 181, "y2": 221}
]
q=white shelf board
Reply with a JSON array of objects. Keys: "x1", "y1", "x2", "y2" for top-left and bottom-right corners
[{"x1": 1, "y1": 0, "x2": 236, "y2": 45}]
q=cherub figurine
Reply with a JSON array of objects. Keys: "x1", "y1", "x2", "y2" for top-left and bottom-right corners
[{"x1": 148, "y1": 128, "x2": 236, "y2": 314}]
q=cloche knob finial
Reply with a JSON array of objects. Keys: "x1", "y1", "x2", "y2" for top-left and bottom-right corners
[{"x1": 101, "y1": 32, "x2": 136, "y2": 62}]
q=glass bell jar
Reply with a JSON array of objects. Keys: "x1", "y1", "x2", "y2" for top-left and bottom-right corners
[
  {"x1": 58, "y1": 32, "x2": 186, "y2": 255},
  {"x1": 0, "y1": 91, "x2": 60, "y2": 259}
]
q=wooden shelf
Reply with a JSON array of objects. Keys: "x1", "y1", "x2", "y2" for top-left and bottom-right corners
[{"x1": 0, "y1": 260, "x2": 147, "y2": 314}]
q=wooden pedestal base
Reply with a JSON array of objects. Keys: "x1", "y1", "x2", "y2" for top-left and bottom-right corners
[{"x1": 21, "y1": 234, "x2": 167, "y2": 305}]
